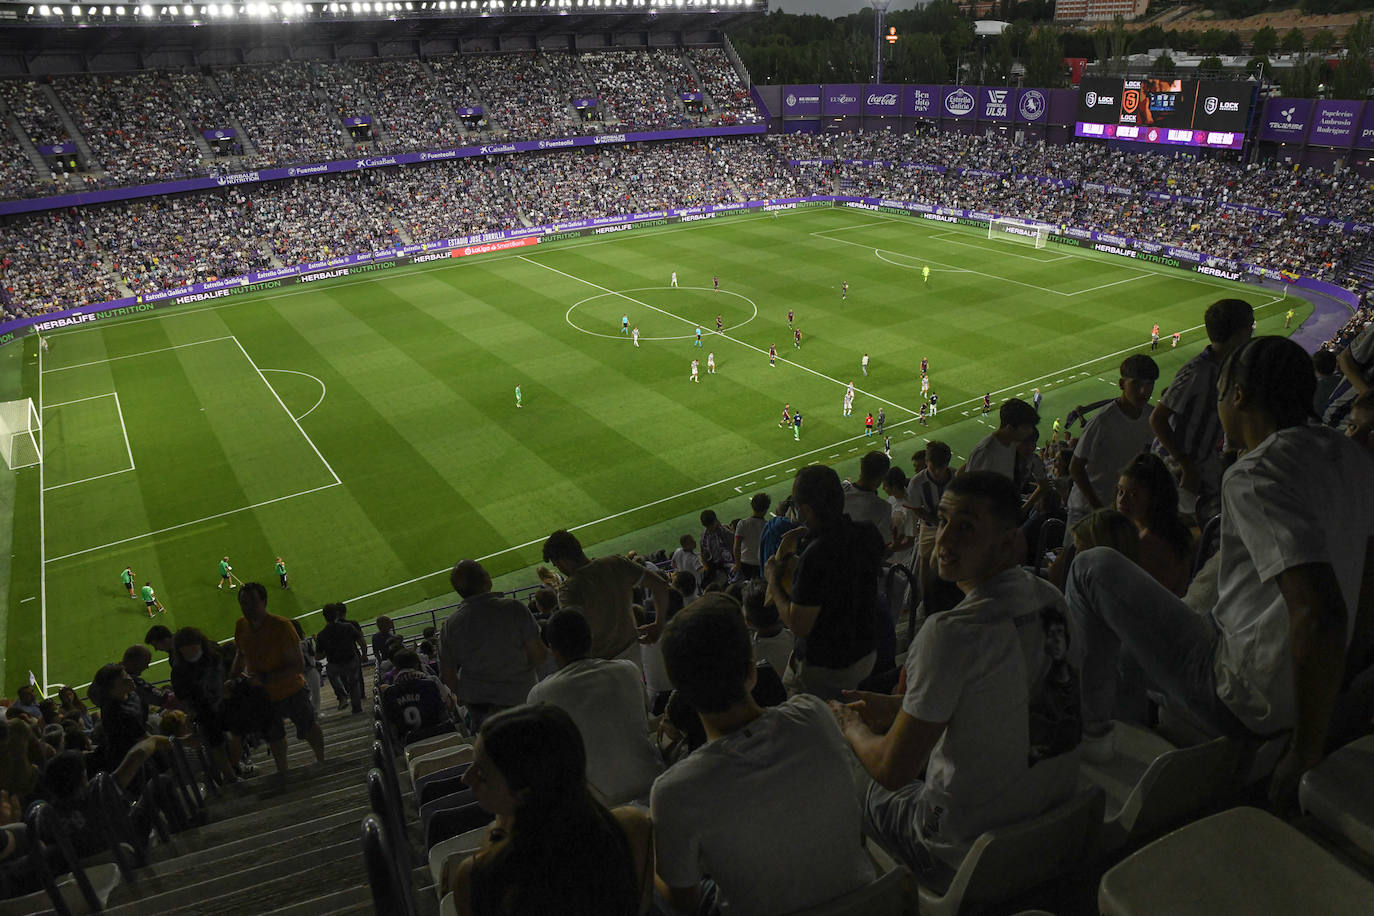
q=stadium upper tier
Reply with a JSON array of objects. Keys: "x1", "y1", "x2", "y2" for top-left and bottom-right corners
[
  {"x1": 0, "y1": 48, "x2": 759, "y2": 199},
  {"x1": 1, "y1": 131, "x2": 1371, "y2": 321}
]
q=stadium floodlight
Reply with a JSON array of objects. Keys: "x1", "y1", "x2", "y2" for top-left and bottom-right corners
[
  {"x1": 182, "y1": 3, "x2": 193, "y2": 13},
  {"x1": 69, "y1": 4, "x2": 80, "y2": 14},
  {"x1": 101, "y1": 4, "x2": 110, "y2": 12},
  {"x1": 38, "y1": 4, "x2": 48, "y2": 14},
  {"x1": 115, "y1": 5, "x2": 124, "y2": 11}
]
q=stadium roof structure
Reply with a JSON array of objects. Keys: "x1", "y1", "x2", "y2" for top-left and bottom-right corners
[{"x1": 0, "y1": 1, "x2": 766, "y2": 56}]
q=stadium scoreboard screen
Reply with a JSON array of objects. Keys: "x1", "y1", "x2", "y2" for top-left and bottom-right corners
[{"x1": 1075, "y1": 77, "x2": 1252, "y2": 150}]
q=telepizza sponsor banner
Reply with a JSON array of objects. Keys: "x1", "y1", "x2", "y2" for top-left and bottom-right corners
[
  {"x1": 571, "y1": 98, "x2": 598, "y2": 109},
  {"x1": 1260, "y1": 97, "x2": 1313, "y2": 143},
  {"x1": 942, "y1": 85, "x2": 977, "y2": 120},
  {"x1": 905, "y1": 85, "x2": 938, "y2": 117},
  {"x1": 864, "y1": 85, "x2": 902, "y2": 116},
  {"x1": 1310, "y1": 100, "x2": 1363, "y2": 148},
  {"x1": 343, "y1": 117, "x2": 372, "y2": 127},
  {"x1": 0, "y1": 123, "x2": 768, "y2": 217},
  {"x1": 201, "y1": 129, "x2": 236, "y2": 141},
  {"x1": 37, "y1": 143, "x2": 77, "y2": 155},
  {"x1": 455, "y1": 106, "x2": 484, "y2": 117},
  {"x1": 680, "y1": 92, "x2": 705, "y2": 102},
  {"x1": 979, "y1": 87, "x2": 1014, "y2": 122},
  {"x1": 782, "y1": 85, "x2": 822, "y2": 116},
  {"x1": 823, "y1": 85, "x2": 863, "y2": 116},
  {"x1": 1356, "y1": 103, "x2": 1374, "y2": 150}
]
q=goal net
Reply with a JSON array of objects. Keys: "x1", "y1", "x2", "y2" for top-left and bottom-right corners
[
  {"x1": 0, "y1": 398, "x2": 41, "y2": 470},
  {"x1": 989, "y1": 217, "x2": 1052, "y2": 249}
]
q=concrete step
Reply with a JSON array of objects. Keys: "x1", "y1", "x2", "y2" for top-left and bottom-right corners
[
  {"x1": 145, "y1": 801, "x2": 373, "y2": 868},
  {"x1": 106, "y1": 837, "x2": 362, "y2": 916},
  {"x1": 261, "y1": 884, "x2": 375, "y2": 915}
]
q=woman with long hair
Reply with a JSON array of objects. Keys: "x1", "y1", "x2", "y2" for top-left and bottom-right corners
[
  {"x1": 1116, "y1": 452, "x2": 1194, "y2": 596},
  {"x1": 441, "y1": 704, "x2": 651, "y2": 916}
]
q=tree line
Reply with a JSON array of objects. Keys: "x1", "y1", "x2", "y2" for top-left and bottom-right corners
[{"x1": 728, "y1": 3, "x2": 1373, "y2": 99}]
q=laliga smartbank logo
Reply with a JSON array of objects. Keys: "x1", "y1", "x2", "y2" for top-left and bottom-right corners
[
  {"x1": 944, "y1": 88, "x2": 975, "y2": 116},
  {"x1": 1019, "y1": 90, "x2": 1046, "y2": 120}
]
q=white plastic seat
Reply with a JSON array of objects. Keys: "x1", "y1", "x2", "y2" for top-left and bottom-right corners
[
  {"x1": 1300, "y1": 734, "x2": 1374, "y2": 858},
  {"x1": 916, "y1": 786, "x2": 1104, "y2": 916},
  {"x1": 404, "y1": 732, "x2": 471, "y2": 766},
  {"x1": 1080, "y1": 721, "x2": 1238, "y2": 852},
  {"x1": 440, "y1": 890, "x2": 458, "y2": 916},
  {"x1": 409, "y1": 744, "x2": 475, "y2": 784},
  {"x1": 1099, "y1": 806, "x2": 1374, "y2": 916},
  {"x1": 779, "y1": 866, "x2": 915, "y2": 916},
  {"x1": 428, "y1": 825, "x2": 489, "y2": 898}
]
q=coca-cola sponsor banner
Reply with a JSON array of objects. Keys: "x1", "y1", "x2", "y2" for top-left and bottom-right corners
[
  {"x1": 1356, "y1": 103, "x2": 1374, "y2": 150},
  {"x1": 824, "y1": 84, "x2": 863, "y2": 116},
  {"x1": 942, "y1": 85, "x2": 977, "y2": 120},
  {"x1": 782, "y1": 85, "x2": 822, "y2": 116},
  {"x1": 1016, "y1": 89, "x2": 1048, "y2": 123},
  {"x1": 201, "y1": 130, "x2": 236, "y2": 141},
  {"x1": 978, "y1": 87, "x2": 1014, "y2": 122},
  {"x1": 1309, "y1": 100, "x2": 1363, "y2": 147},
  {"x1": 1048, "y1": 89, "x2": 1079, "y2": 126},
  {"x1": 1260, "y1": 98, "x2": 1313, "y2": 143},
  {"x1": 864, "y1": 85, "x2": 902, "y2": 116},
  {"x1": 905, "y1": 85, "x2": 938, "y2": 117}
]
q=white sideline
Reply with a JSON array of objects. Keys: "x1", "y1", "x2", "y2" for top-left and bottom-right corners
[
  {"x1": 38, "y1": 337, "x2": 48, "y2": 690},
  {"x1": 518, "y1": 256, "x2": 922, "y2": 417},
  {"x1": 41, "y1": 336, "x2": 234, "y2": 373},
  {"x1": 42, "y1": 392, "x2": 119, "y2": 410},
  {"x1": 45, "y1": 482, "x2": 342, "y2": 564}
]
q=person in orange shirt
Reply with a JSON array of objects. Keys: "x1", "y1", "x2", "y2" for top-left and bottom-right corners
[{"x1": 232, "y1": 582, "x2": 325, "y2": 773}]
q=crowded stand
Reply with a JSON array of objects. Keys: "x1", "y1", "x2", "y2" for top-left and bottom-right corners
[
  {"x1": 5, "y1": 128, "x2": 1374, "y2": 319},
  {"x1": 0, "y1": 122, "x2": 35, "y2": 201},
  {"x1": 0, "y1": 79, "x2": 70, "y2": 148},
  {"x1": 429, "y1": 52, "x2": 586, "y2": 141},
  {"x1": 52, "y1": 73, "x2": 206, "y2": 185},
  {"x1": 338, "y1": 58, "x2": 467, "y2": 154},
  {"x1": 213, "y1": 61, "x2": 356, "y2": 168},
  {"x1": 165, "y1": 69, "x2": 242, "y2": 154},
  {"x1": 688, "y1": 47, "x2": 762, "y2": 125},
  {"x1": 580, "y1": 50, "x2": 691, "y2": 130}
]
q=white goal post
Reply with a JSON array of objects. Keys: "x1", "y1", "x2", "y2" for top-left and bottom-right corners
[
  {"x1": 989, "y1": 217, "x2": 1053, "y2": 249},
  {"x1": 0, "y1": 398, "x2": 41, "y2": 470}
]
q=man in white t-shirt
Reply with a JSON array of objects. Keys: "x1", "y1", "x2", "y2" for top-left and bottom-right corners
[
  {"x1": 832, "y1": 471, "x2": 1081, "y2": 872},
  {"x1": 732, "y1": 493, "x2": 771, "y2": 580},
  {"x1": 528, "y1": 610, "x2": 664, "y2": 806},
  {"x1": 1065, "y1": 355, "x2": 1158, "y2": 542},
  {"x1": 963, "y1": 397, "x2": 1039, "y2": 480},
  {"x1": 652, "y1": 595, "x2": 875, "y2": 915},
  {"x1": 1066, "y1": 337, "x2": 1374, "y2": 808}
]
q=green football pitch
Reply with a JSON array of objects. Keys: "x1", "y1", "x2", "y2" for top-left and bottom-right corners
[{"x1": 0, "y1": 205, "x2": 1306, "y2": 691}]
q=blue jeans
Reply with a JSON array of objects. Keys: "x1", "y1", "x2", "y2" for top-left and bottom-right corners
[{"x1": 1065, "y1": 547, "x2": 1246, "y2": 738}]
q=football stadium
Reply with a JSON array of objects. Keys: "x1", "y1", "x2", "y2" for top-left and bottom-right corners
[{"x1": 0, "y1": 1, "x2": 1371, "y2": 912}]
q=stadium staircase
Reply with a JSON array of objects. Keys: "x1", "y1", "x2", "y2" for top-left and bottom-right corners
[
  {"x1": 0, "y1": 100, "x2": 54, "y2": 179},
  {"x1": 94, "y1": 702, "x2": 426, "y2": 915},
  {"x1": 1348, "y1": 253, "x2": 1374, "y2": 297},
  {"x1": 36, "y1": 83, "x2": 98, "y2": 177}
]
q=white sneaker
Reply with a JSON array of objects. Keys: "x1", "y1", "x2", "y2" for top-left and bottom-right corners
[{"x1": 1081, "y1": 727, "x2": 1115, "y2": 764}]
